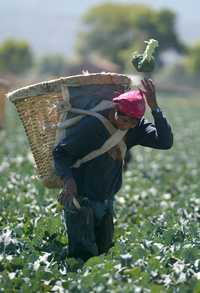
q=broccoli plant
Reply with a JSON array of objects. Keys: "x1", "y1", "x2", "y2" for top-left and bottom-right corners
[{"x1": 132, "y1": 39, "x2": 159, "y2": 73}]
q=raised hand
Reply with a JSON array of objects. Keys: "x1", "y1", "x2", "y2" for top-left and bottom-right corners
[{"x1": 140, "y1": 78, "x2": 159, "y2": 110}]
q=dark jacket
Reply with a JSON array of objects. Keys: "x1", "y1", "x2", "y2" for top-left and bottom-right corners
[{"x1": 53, "y1": 110, "x2": 173, "y2": 201}]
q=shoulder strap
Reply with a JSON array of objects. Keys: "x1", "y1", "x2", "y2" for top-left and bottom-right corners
[
  {"x1": 73, "y1": 111, "x2": 127, "y2": 168},
  {"x1": 57, "y1": 84, "x2": 127, "y2": 168}
]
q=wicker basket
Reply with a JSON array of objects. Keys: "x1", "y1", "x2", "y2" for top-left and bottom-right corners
[{"x1": 7, "y1": 73, "x2": 131, "y2": 188}]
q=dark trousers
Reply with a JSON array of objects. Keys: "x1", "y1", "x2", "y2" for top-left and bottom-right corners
[{"x1": 63, "y1": 198, "x2": 114, "y2": 261}]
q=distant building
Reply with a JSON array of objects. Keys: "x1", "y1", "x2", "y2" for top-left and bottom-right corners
[{"x1": 65, "y1": 55, "x2": 121, "y2": 76}]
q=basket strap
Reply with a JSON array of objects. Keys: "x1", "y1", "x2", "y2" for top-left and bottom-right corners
[
  {"x1": 72, "y1": 111, "x2": 127, "y2": 168},
  {"x1": 73, "y1": 127, "x2": 127, "y2": 168},
  {"x1": 57, "y1": 99, "x2": 114, "y2": 129},
  {"x1": 55, "y1": 85, "x2": 71, "y2": 144},
  {"x1": 59, "y1": 84, "x2": 127, "y2": 168}
]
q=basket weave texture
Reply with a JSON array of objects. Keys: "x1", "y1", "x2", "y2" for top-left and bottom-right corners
[{"x1": 7, "y1": 73, "x2": 131, "y2": 188}]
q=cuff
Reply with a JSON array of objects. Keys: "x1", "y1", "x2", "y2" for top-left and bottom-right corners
[{"x1": 151, "y1": 107, "x2": 163, "y2": 118}]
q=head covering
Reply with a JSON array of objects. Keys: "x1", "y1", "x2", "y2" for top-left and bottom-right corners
[{"x1": 113, "y1": 89, "x2": 146, "y2": 119}]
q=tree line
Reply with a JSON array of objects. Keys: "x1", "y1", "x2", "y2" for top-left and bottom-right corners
[{"x1": 0, "y1": 3, "x2": 200, "y2": 81}]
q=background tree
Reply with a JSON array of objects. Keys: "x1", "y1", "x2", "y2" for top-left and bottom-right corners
[
  {"x1": 183, "y1": 42, "x2": 200, "y2": 75},
  {"x1": 76, "y1": 3, "x2": 186, "y2": 71},
  {"x1": 160, "y1": 41, "x2": 200, "y2": 87},
  {"x1": 0, "y1": 39, "x2": 33, "y2": 74}
]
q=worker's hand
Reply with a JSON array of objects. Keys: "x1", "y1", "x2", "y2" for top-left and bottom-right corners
[
  {"x1": 140, "y1": 78, "x2": 159, "y2": 110},
  {"x1": 58, "y1": 177, "x2": 78, "y2": 207}
]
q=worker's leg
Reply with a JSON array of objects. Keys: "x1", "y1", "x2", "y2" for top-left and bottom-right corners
[
  {"x1": 95, "y1": 210, "x2": 114, "y2": 254},
  {"x1": 63, "y1": 199, "x2": 98, "y2": 261}
]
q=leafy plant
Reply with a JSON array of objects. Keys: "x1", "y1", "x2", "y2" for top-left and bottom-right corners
[{"x1": 1, "y1": 97, "x2": 200, "y2": 291}]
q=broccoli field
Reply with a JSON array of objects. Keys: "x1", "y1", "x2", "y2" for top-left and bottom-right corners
[{"x1": 0, "y1": 95, "x2": 200, "y2": 292}]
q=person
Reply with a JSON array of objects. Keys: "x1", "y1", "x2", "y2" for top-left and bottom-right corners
[{"x1": 53, "y1": 78, "x2": 173, "y2": 261}]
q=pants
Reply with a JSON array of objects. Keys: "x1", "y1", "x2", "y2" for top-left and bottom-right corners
[{"x1": 63, "y1": 197, "x2": 114, "y2": 261}]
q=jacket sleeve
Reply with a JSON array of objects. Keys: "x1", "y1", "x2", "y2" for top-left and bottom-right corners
[
  {"x1": 126, "y1": 110, "x2": 173, "y2": 150},
  {"x1": 52, "y1": 116, "x2": 106, "y2": 181}
]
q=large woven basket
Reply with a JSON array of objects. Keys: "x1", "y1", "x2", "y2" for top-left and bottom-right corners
[{"x1": 7, "y1": 73, "x2": 131, "y2": 188}]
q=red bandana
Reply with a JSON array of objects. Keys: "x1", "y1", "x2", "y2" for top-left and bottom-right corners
[{"x1": 113, "y1": 90, "x2": 146, "y2": 119}]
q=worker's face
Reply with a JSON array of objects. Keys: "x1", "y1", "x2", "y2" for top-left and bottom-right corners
[{"x1": 114, "y1": 111, "x2": 140, "y2": 130}]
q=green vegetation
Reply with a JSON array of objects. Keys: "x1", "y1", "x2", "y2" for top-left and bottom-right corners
[
  {"x1": 186, "y1": 41, "x2": 200, "y2": 75},
  {"x1": 132, "y1": 39, "x2": 159, "y2": 72},
  {"x1": 0, "y1": 39, "x2": 33, "y2": 74},
  {"x1": 1, "y1": 96, "x2": 200, "y2": 292},
  {"x1": 160, "y1": 41, "x2": 200, "y2": 87}
]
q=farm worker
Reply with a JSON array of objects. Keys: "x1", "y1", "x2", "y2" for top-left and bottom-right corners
[{"x1": 53, "y1": 78, "x2": 173, "y2": 261}]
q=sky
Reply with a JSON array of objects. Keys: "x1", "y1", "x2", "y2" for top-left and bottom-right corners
[{"x1": 0, "y1": 0, "x2": 200, "y2": 56}]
